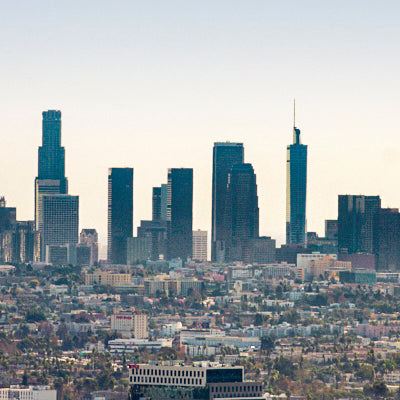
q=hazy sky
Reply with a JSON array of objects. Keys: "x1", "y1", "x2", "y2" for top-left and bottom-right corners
[{"x1": 1, "y1": 1, "x2": 400, "y2": 249}]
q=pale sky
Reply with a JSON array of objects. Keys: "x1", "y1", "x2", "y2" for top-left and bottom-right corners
[{"x1": 1, "y1": 1, "x2": 400, "y2": 249}]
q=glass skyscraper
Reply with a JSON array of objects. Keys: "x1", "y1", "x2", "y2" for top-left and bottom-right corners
[
  {"x1": 224, "y1": 163, "x2": 259, "y2": 262},
  {"x1": 167, "y1": 168, "x2": 193, "y2": 261},
  {"x1": 35, "y1": 110, "x2": 77, "y2": 260},
  {"x1": 107, "y1": 168, "x2": 134, "y2": 264},
  {"x1": 286, "y1": 126, "x2": 307, "y2": 246},
  {"x1": 35, "y1": 110, "x2": 69, "y2": 232},
  {"x1": 211, "y1": 142, "x2": 244, "y2": 262}
]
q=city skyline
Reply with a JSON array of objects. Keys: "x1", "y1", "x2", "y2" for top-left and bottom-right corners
[{"x1": 2, "y1": 1, "x2": 400, "y2": 250}]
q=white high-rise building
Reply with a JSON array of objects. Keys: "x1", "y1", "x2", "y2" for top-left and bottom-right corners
[{"x1": 193, "y1": 230, "x2": 207, "y2": 261}]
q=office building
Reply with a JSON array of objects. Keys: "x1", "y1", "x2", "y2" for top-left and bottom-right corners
[
  {"x1": 0, "y1": 197, "x2": 16, "y2": 233},
  {"x1": 211, "y1": 142, "x2": 244, "y2": 262},
  {"x1": 79, "y1": 228, "x2": 98, "y2": 265},
  {"x1": 167, "y1": 168, "x2": 193, "y2": 261},
  {"x1": 39, "y1": 195, "x2": 79, "y2": 256},
  {"x1": 193, "y1": 229, "x2": 208, "y2": 261},
  {"x1": 250, "y1": 236, "x2": 276, "y2": 264},
  {"x1": 286, "y1": 122, "x2": 307, "y2": 246},
  {"x1": 127, "y1": 236, "x2": 151, "y2": 264},
  {"x1": 84, "y1": 270, "x2": 131, "y2": 286},
  {"x1": 137, "y1": 220, "x2": 168, "y2": 260},
  {"x1": 35, "y1": 111, "x2": 68, "y2": 231},
  {"x1": 325, "y1": 219, "x2": 338, "y2": 240},
  {"x1": 152, "y1": 186, "x2": 162, "y2": 221},
  {"x1": 15, "y1": 221, "x2": 41, "y2": 263},
  {"x1": 374, "y1": 208, "x2": 400, "y2": 271},
  {"x1": 0, "y1": 386, "x2": 56, "y2": 400},
  {"x1": 107, "y1": 168, "x2": 134, "y2": 264},
  {"x1": 338, "y1": 195, "x2": 381, "y2": 254},
  {"x1": 129, "y1": 363, "x2": 263, "y2": 400},
  {"x1": 224, "y1": 163, "x2": 259, "y2": 262},
  {"x1": 111, "y1": 312, "x2": 148, "y2": 339}
]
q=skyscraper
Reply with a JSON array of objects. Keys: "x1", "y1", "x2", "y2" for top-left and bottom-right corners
[
  {"x1": 286, "y1": 122, "x2": 307, "y2": 246},
  {"x1": 35, "y1": 110, "x2": 68, "y2": 230},
  {"x1": 167, "y1": 168, "x2": 193, "y2": 261},
  {"x1": 152, "y1": 187, "x2": 162, "y2": 221},
  {"x1": 338, "y1": 195, "x2": 381, "y2": 254},
  {"x1": 373, "y1": 208, "x2": 400, "y2": 271},
  {"x1": 40, "y1": 194, "x2": 79, "y2": 253},
  {"x1": 211, "y1": 142, "x2": 244, "y2": 262},
  {"x1": 107, "y1": 168, "x2": 134, "y2": 264},
  {"x1": 224, "y1": 163, "x2": 259, "y2": 262}
]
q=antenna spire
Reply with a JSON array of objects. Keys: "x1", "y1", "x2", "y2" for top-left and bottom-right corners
[{"x1": 293, "y1": 98, "x2": 296, "y2": 127}]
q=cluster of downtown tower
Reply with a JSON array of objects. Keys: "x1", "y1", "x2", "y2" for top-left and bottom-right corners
[{"x1": 0, "y1": 109, "x2": 308, "y2": 265}]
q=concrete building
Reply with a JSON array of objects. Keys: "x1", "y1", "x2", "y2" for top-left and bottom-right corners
[
  {"x1": 193, "y1": 230, "x2": 208, "y2": 261},
  {"x1": 0, "y1": 386, "x2": 56, "y2": 400},
  {"x1": 129, "y1": 363, "x2": 262, "y2": 400},
  {"x1": 84, "y1": 270, "x2": 131, "y2": 287},
  {"x1": 111, "y1": 312, "x2": 148, "y2": 339}
]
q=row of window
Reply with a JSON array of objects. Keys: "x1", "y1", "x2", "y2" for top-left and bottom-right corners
[
  {"x1": 130, "y1": 376, "x2": 202, "y2": 386},
  {"x1": 210, "y1": 384, "x2": 262, "y2": 393},
  {"x1": 133, "y1": 368, "x2": 204, "y2": 378}
]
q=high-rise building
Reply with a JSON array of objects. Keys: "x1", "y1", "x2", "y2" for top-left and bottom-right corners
[
  {"x1": 107, "y1": 168, "x2": 134, "y2": 264},
  {"x1": 212, "y1": 142, "x2": 244, "y2": 262},
  {"x1": 137, "y1": 220, "x2": 167, "y2": 261},
  {"x1": 152, "y1": 187, "x2": 162, "y2": 221},
  {"x1": 325, "y1": 219, "x2": 338, "y2": 240},
  {"x1": 338, "y1": 195, "x2": 381, "y2": 254},
  {"x1": 79, "y1": 229, "x2": 99, "y2": 265},
  {"x1": 0, "y1": 197, "x2": 16, "y2": 233},
  {"x1": 192, "y1": 229, "x2": 207, "y2": 261},
  {"x1": 373, "y1": 208, "x2": 400, "y2": 271},
  {"x1": 40, "y1": 195, "x2": 79, "y2": 254},
  {"x1": 286, "y1": 123, "x2": 307, "y2": 246},
  {"x1": 224, "y1": 163, "x2": 259, "y2": 262},
  {"x1": 167, "y1": 168, "x2": 193, "y2": 261},
  {"x1": 35, "y1": 110, "x2": 68, "y2": 229}
]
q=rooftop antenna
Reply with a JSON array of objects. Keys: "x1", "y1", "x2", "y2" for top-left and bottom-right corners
[{"x1": 293, "y1": 98, "x2": 296, "y2": 127}]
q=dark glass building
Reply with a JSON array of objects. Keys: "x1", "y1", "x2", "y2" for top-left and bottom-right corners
[
  {"x1": 211, "y1": 142, "x2": 244, "y2": 262},
  {"x1": 152, "y1": 187, "x2": 162, "y2": 221},
  {"x1": 35, "y1": 111, "x2": 68, "y2": 222},
  {"x1": 286, "y1": 126, "x2": 307, "y2": 246},
  {"x1": 107, "y1": 168, "x2": 134, "y2": 264},
  {"x1": 338, "y1": 195, "x2": 381, "y2": 254},
  {"x1": 373, "y1": 208, "x2": 400, "y2": 271},
  {"x1": 224, "y1": 163, "x2": 259, "y2": 262},
  {"x1": 167, "y1": 168, "x2": 193, "y2": 261}
]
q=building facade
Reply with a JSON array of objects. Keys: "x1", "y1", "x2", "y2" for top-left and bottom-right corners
[
  {"x1": 193, "y1": 229, "x2": 208, "y2": 261},
  {"x1": 224, "y1": 163, "x2": 259, "y2": 262},
  {"x1": 286, "y1": 126, "x2": 307, "y2": 246},
  {"x1": 338, "y1": 195, "x2": 381, "y2": 254},
  {"x1": 167, "y1": 168, "x2": 193, "y2": 261},
  {"x1": 211, "y1": 142, "x2": 244, "y2": 262},
  {"x1": 374, "y1": 208, "x2": 400, "y2": 271},
  {"x1": 79, "y1": 228, "x2": 98, "y2": 265},
  {"x1": 39, "y1": 195, "x2": 79, "y2": 256},
  {"x1": 107, "y1": 168, "x2": 134, "y2": 264}
]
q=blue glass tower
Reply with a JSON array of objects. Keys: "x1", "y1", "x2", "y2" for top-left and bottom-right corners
[{"x1": 286, "y1": 124, "x2": 307, "y2": 246}]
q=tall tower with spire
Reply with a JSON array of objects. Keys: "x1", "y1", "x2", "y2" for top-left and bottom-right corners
[{"x1": 286, "y1": 102, "x2": 308, "y2": 246}]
